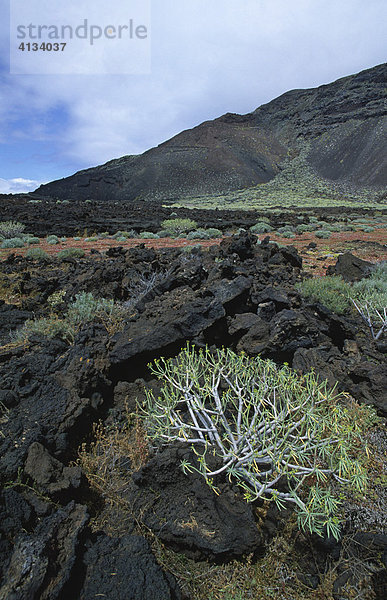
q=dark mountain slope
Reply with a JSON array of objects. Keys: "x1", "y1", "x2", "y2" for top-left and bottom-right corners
[{"x1": 33, "y1": 63, "x2": 387, "y2": 203}]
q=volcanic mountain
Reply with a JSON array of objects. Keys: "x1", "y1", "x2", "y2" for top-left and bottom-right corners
[{"x1": 33, "y1": 63, "x2": 387, "y2": 203}]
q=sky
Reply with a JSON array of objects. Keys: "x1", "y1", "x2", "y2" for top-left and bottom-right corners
[{"x1": 0, "y1": 0, "x2": 386, "y2": 194}]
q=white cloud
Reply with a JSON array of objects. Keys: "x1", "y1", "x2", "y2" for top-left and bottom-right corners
[{"x1": 0, "y1": 178, "x2": 42, "y2": 194}]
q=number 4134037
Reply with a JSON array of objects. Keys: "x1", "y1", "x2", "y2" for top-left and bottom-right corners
[{"x1": 18, "y1": 42, "x2": 67, "y2": 51}]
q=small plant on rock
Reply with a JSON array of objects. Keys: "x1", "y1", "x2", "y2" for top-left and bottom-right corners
[
  {"x1": 351, "y1": 262, "x2": 387, "y2": 339},
  {"x1": 67, "y1": 291, "x2": 125, "y2": 327},
  {"x1": 13, "y1": 316, "x2": 76, "y2": 344},
  {"x1": 296, "y1": 276, "x2": 352, "y2": 314},
  {"x1": 142, "y1": 344, "x2": 370, "y2": 540}
]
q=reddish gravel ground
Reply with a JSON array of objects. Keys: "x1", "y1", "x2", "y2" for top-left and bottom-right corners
[
  {"x1": 1, "y1": 229, "x2": 386, "y2": 276},
  {"x1": 268, "y1": 228, "x2": 387, "y2": 276}
]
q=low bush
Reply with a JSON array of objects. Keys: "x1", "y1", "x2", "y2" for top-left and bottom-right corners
[
  {"x1": 351, "y1": 262, "x2": 387, "y2": 339},
  {"x1": 46, "y1": 235, "x2": 59, "y2": 245},
  {"x1": 26, "y1": 247, "x2": 49, "y2": 260},
  {"x1": 315, "y1": 230, "x2": 331, "y2": 239},
  {"x1": 1, "y1": 237, "x2": 25, "y2": 249},
  {"x1": 13, "y1": 316, "x2": 76, "y2": 344},
  {"x1": 250, "y1": 222, "x2": 272, "y2": 234},
  {"x1": 143, "y1": 344, "x2": 371, "y2": 540},
  {"x1": 66, "y1": 292, "x2": 124, "y2": 326},
  {"x1": 0, "y1": 221, "x2": 25, "y2": 239},
  {"x1": 296, "y1": 224, "x2": 312, "y2": 233},
  {"x1": 323, "y1": 223, "x2": 342, "y2": 232},
  {"x1": 139, "y1": 231, "x2": 159, "y2": 240},
  {"x1": 280, "y1": 231, "x2": 295, "y2": 238},
  {"x1": 205, "y1": 228, "x2": 222, "y2": 238},
  {"x1": 58, "y1": 248, "x2": 85, "y2": 259},
  {"x1": 156, "y1": 230, "x2": 170, "y2": 238},
  {"x1": 277, "y1": 226, "x2": 296, "y2": 234},
  {"x1": 24, "y1": 236, "x2": 40, "y2": 244},
  {"x1": 296, "y1": 276, "x2": 352, "y2": 314},
  {"x1": 113, "y1": 230, "x2": 135, "y2": 239},
  {"x1": 14, "y1": 292, "x2": 127, "y2": 345},
  {"x1": 139, "y1": 232, "x2": 159, "y2": 239},
  {"x1": 1, "y1": 238, "x2": 25, "y2": 249},
  {"x1": 84, "y1": 236, "x2": 98, "y2": 242},
  {"x1": 161, "y1": 218, "x2": 197, "y2": 235},
  {"x1": 187, "y1": 229, "x2": 210, "y2": 240}
]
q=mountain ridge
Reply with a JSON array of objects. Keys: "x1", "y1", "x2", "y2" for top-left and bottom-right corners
[{"x1": 33, "y1": 63, "x2": 387, "y2": 203}]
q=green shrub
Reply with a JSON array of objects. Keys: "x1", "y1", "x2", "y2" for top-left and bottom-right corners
[
  {"x1": 296, "y1": 224, "x2": 312, "y2": 233},
  {"x1": 67, "y1": 292, "x2": 125, "y2": 326},
  {"x1": 25, "y1": 236, "x2": 40, "y2": 244},
  {"x1": 73, "y1": 236, "x2": 82, "y2": 241},
  {"x1": 250, "y1": 222, "x2": 272, "y2": 234},
  {"x1": 115, "y1": 236, "x2": 128, "y2": 242},
  {"x1": 181, "y1": 245, "x2": 200, "y2": 253},
  {"x1": 161, "y1": 218, "x2": 197, "y2": 234},
  {"x1": 139, "y1": 232, "x2": 159, "y2": 239},
  {"x1": 46, "y1": 235, "x2": 59, "y2": 245},
  {"x1": 0, "y1": 221, "x2": 25, "y2": 239},
  {"x1": 13, "y1": 316, "x2": 76, "y2": 344},
  {"x1": 280, "y1": 231, "x2": 295, "y2": 238},
  {"x1": 143, "y1": 344, "x2": 370, "y2": 540},
  {"x1": 323, "y1": 224, "x2": 342, "y2": 232},
  {"x1": 297, "y1": 276, "x2": 352, "y2": 314},
  {"x1": 360, "y1": 226, "x2": 374, "y2": 233},
  {"x1": 26, "y1": 247, "x2": 49, "y2": 260},
  {"x1": 315, "y1": 230, "x2": 331, "y2": 239},
  {"x1": 157, "y1": 230, "x2": 173, "y2": 238},
  {"x1": 14, "y1": 292, "x2": 126, "y2": 345},
  {"x1": 187, "y1": 230, "x2": 211, "y2": 240},
  {"x1": 84, "y1": 236, "x2": 98, "y2": 242},
  {"x1": 125, "y1": 230, "x2": 139, "y2": 238},
  {"x1": 112, "y1": 229, "x2": 133, "y2": 239},
  {"x1": 1, "y1": 237, "x2": 25, "y2": 249},
  {"x1": 58, "y1": 248, "x2": 85, "y2": 259},
  {"x1": 205, "y1": 228, "x2": 222, "y2": 238},
  {"x1": 277, "y1": 226, "x2": 296, "y2": 234},
  {"x1": 351, "y1": 263, "x2": 387, "y2": 338}
]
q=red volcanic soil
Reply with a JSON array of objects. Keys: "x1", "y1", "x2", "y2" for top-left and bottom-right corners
[
  {"x1": 268, "y1": 228, "x2": 387, "y2": 276},
  {"x1": 1, "y1": 229, "x2": 386, "y2": 276},
  {"x1": 0, "y1": 237, "x2": 222, "y2": 259}
]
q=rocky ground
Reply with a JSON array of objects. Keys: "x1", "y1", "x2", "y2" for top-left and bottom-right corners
[
  {"x1": 1, "y1": 194, "x2": 385, "y2": 238},
  {"x1": 0, "y1": 231, "x2": 386, "y2": 599}
]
